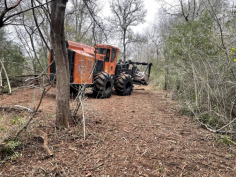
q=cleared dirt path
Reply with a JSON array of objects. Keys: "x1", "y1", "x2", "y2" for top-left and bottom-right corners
[{"x1": 0, "y1": 86, "x2": 236, "y2": 176}]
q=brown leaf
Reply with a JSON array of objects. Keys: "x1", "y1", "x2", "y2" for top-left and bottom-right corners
[
  {"x1": 139, "y1": 175, "x2": 149, "y2": 177},
  {"x1": 68, "y1": 146, "x2": 77, "y2": 151},
  {"x1": 85, "y1": 171, "x2": 92, "y2": 177}
]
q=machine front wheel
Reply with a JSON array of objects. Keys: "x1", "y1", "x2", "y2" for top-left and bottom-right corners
[
  {"x1": 93, "y1": 72, "x2": 113, "y2": 98},
  {"x1": 114, "y1": 74, "x2": 133, "y2": 96}
]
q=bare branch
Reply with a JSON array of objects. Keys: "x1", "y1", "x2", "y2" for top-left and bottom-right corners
[
  {"x1": 14, "y1": 88, "x2": 46, "y2": 139},
  {"x1": 31, "y1": 0, "x2": 50, "y2": 51},
  {"x1": 0, "y1": 0, "x2": 53, "y2": 28},
  {"x1": 82, "y1": 0, "x2": 108, "y2": 42}
]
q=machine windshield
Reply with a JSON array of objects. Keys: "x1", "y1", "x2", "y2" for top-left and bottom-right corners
[
  {"x1": 111, "y1": 48, "x2": 117, "y2": 62},
  {"x1": 97, "y1": 48, "x2": 106, "y2": 54}
]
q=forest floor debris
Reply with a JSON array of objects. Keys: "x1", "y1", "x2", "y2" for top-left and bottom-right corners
[{"x1": 0, "y1": 86, "x2": 236, "y2": 176}]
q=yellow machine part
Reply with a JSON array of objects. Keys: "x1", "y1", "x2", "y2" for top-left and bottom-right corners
[{"x1": 73, "y1": 50, "x2": 94, "y2": 84}]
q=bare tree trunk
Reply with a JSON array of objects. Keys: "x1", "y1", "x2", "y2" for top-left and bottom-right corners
[
  {"x1": 50, "y1": 0, "x2": 70, "y2": 128},
  {"x1": 0, "y1": 58, "x2": 11, "y2": 94},
  {"x1": 164, "y1": 56, "x2": 168, "y2": 91},
  {"x1": 123, "y1": 29, "x2": 126, "y2": 61},
  {"x1": 0, "y1": 66, "x2": 2, "y2": 88}
]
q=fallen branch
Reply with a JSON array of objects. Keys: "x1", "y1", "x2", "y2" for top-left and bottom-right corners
[
  {"x1": 0, "y1": 87, "x2": 45, "y2": 144},
  {"x1": 133, "y1": 88, "x2": 145, "y2": 90},
  {"x1": 214, "y1": 117, "x2": 236, "y2": 133},
  {"x1": 186, "y1": 103, "x2": 236, "y2": 135},
  {"x1": 14, "y1": 88, "x2": 46, "y2": 140},
  {"x1": 0, "y1": 105, "x2": 33, "y2": 113},
  {"x1": 14, "y1": 105, "x2": 33, "y2": 112},
  {"x1": 36, "y1": 128, "x2": 53, "y2": 157}
]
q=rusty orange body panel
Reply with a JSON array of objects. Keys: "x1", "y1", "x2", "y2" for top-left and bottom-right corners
[
  {"x1": 68, "y1": 40, "x2": 94, "y2": 56},
  {"x1": 72, "y1": 50, "x2": 94, "y2": 84},
  {"x1": 48, "y1": 41, "x2": 120, "y2": 85}
]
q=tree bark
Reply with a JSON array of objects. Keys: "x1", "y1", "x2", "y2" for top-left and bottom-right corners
[
  {"x1": 1, "y1": 56, "x2": 11, "y2": 94},
  {"x1": 123, "y1": 29, "x2": 126, "y2": 61},
  {"x1": 50, "y1": 0, "x2": 70, "y2": 128},
  {"x1": 164, "y1": 56, "x2": 168, "y2": 91},
  {"x1": 0, "y1": 66, "x2": 2, "y2": 88}
]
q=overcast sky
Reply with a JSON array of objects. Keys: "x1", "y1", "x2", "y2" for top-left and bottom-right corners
[{"x1": 134, "y1": 0, "x2": 160, "y2": 33}]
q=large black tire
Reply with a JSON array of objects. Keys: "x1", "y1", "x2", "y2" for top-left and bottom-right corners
[
  {"x1": 93, "y1": 72, "x2": 113, "y2": 98},
  {"x1": 114, "y1": 74, "x2": 133, "y2": 96}
]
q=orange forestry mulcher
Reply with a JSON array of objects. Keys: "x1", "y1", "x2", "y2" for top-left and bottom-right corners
[{"x1": 48, "y1": 40, "x2": 152, "y2": 98}]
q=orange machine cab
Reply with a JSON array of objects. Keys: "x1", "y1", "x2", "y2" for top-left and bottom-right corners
[
  {"x1": 95, "y1": 44, "x2": 119, "y2": 76},
  {"x1": 48, "y1": 41, "x2": 119, "y2": 85}
]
